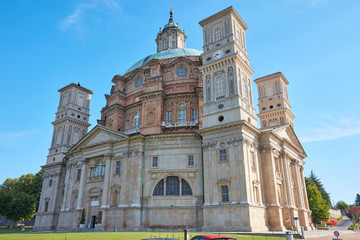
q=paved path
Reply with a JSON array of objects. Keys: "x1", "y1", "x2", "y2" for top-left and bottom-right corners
[
  {"x1": 305, "y1": 232, "x2": 360, "y2": 240},
  {"x1": 335, "y1": 217, "x2": 353, "y2": 231}
]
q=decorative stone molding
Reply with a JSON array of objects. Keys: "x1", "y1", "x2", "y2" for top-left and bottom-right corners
[
  {"x1": 226, "y1": 137, "x2": 243, "y2": 146},
  {"x1": 259, "y1": 145, "x2": 273, "y2": 153},
  {"x1": 115, "y1": 151, "x2": 129, "y2": 158},
  {"x1": 203, "y1": 141, "x2": 217, "y2": 150},
  {"x1": 131, "y1": 148, "x2": 143, "y2": 156}
]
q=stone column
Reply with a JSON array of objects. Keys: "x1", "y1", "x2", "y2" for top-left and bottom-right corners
[
  {"x1": 282, "y1": 153, "x2": 295, "y2": 208},
  {"x1": 101, "y1": 154, "x2": 112, "y2": 208},
  {"x1": 76, "y1": 161, "x2": 87, "y2": 210},
  {"x1": 259, "y1": 144, "x2": 285, "y2": 231},
  {"x1": 61, "y1": 164, "x2": 71, "y2": 210}
]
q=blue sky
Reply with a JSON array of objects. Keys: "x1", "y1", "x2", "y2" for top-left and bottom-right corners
[{"x1": 0, "y1": 0, "x2": 359, "y2": 205}]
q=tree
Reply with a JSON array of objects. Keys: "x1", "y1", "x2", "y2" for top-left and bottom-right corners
[
  {"x1": 0, "y1": 169, "x2": 44, "y2": 225},
  {"x1": 1, "y1": 169, "x2": 44, "y2": 211},
  {"x1": 336, "y1": 201, "x2": 349, "y2": 213},
  {"x1": 309, "y1": 170, "x2": 332, "y2": 207},
  {"x1": 347, "y1": 206, "x2": 360, "y2": 221},
  {"x1": 355, "y1": 194, "x2": 360, "y2": 206},
  {"x1": 305, "y1": 177, "x2": 329, "y2": 224},
  {"x1": 0, "y1": 189, "x2": 36, "y2": 226}
]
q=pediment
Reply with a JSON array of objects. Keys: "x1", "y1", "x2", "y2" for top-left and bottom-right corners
[
  {"x1": 273, "y1": 125, "x2": 306, "y2": 156},
  {"x1": 69, "y1": 125, "x2": 128, "y2": 152}
]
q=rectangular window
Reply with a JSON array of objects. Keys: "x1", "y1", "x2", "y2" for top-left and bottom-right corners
[
  {"x1": 49, "y1": 179, "x2": 53, "y2": 187},
  {"x1": 115, "y1": 161, "x2": 121, "y2": 174},
  {"x1": 172, "y1": 41, "x2": 176, "y2": 48},
  {"x1": 77, "y1": 169, "x2": 81, "y2": 181},
  {"x1": 152, "y1": 156, "x2": 158, "y2": 167},
  {"x1": 219, "y1": 149, "x2": 227, "y2": 162},
  {"x1": 126, "y1": 120, "x2": 130, "y2": 131},
  {"x1": 166, "y1": 111, "x2": 172, "y2": 124},
  {"x1": 191, "y1": 109, "x2": 198, "y2": 121},
  {"x1": 250, "y1": 152, "x2": 255, "y2": 168},
  {"x1": 45, "y1": 201, "x2": 49, "y2": 212},
  {"x1": 221, "y1": 185, "x2": 229, "y2": 202},
  {"x1": 178, "y1": 109, "x2": 186, "y2": 123},
  {"x1": 187, "y1": 155, "x2": 194, "y2": 166}
]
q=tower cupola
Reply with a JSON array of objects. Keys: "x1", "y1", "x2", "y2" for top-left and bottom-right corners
[{"x1": 156, "y1": 9, "x2": 187, "y2": 52}]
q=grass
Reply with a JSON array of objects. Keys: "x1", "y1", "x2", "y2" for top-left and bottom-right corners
[
  {"x1": 0, "y1": 226, "x2": 33, "y2": 234},
  {"x1": 0, "y1": 231, "x2": 287, "y2": 240}
]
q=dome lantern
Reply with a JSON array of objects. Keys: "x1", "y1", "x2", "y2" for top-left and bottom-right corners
[{"x1": 155, "y1": 9, "x2": 187, "y2": 53}]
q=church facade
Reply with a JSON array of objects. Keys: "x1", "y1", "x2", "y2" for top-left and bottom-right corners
[{"x1": 35, "y1": 7, "x2": 313, "y2": 232}]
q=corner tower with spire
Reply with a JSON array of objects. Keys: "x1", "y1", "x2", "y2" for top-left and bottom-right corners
[{"x1": 156, "y1": 9, "x2": 187, "y2": 52}]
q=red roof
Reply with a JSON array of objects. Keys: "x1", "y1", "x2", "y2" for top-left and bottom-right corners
[{"x1": 192, "y1": 234, "x2": 235, "y2": 240}]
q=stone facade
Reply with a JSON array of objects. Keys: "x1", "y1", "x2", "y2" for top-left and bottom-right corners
[{"x1": 35, "y1": 7, "x2": 313, "y2": 232}]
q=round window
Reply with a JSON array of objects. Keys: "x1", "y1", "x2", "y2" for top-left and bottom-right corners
[
  {"x1": 269, "y1": 105, "x2": 274, "y2": 109},
  {"x1": 135, "y1": 77, "x2": 143, "y2": 88},
  {"x1": 176, "y1": 67, "x2": 188, "y2": 78},
  {"x1": 218, "y1": 116, "x2": 224, "y2": 122}
]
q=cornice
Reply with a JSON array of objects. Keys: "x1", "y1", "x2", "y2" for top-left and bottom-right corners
[{"x1": 199, "y1": 120, "x2": 260, "y2": 136}]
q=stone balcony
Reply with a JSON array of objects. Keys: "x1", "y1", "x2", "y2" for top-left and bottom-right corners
[
  {"x1": 161, "y1": 120, "x2": 199, "y2": 128},
  {"x1": 125, "y1": 127, "x2": 141, "y2": 135}
]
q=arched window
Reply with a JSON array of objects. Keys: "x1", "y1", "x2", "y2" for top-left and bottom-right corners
[
  {"x1": 162, "y1": 38, "x2": 168, "y2": 50},
  {"x1": 71, "y1": 195, "x2": 78, "y2": 209},
  {"x1": 228, "y1": 67, "x2": 234, "y2": 96},
  {"x1": 153, "y1": 177, "x2": 192, "y2": 196},
  {"x1": 77, "y1": 95, "x2": 84, "y2": 107},
  {"x1": 90, "y1": 160, "x2": 105, "y2": 177},
  {"x1": 154, "y1": 179, "x2": 164, "y2": 196},
  {"x1": 181, "y1": 179, "x2": 192, "y2": 195},
  {"x1": 112, "y1": 190, "x2": 119, "y2": 206},
  {"x1": 133, "y1": 112, "x2": 139, "y2": 128},
  {"x1": 166, "y1": 176, "x2": 179, "y2": 196},
  {"x1": 215, "y1": 76, "x2": 225, "y2": 101},
  {"x1": 214, "y1": 28, "x2": 221, "y2": 42}
]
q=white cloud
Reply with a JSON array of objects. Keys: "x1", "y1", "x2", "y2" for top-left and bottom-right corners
[
  {"x1": 300, "y1": 117, "x2": 360, "y2": 142},
  {"x1": 59, "y1": 0, "x2": 122, "y2": 31}
]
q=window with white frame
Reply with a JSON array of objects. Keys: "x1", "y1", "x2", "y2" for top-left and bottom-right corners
[
  {"x1": 172, "y1": 41, "x2": 176, "y2": 48},
  {"x1": 76, "y1": 169, "x2": 81, "y2": 181},
  {"x1": 133, "y1": 112, "x2": 139, "y2": 128},
  {"x1": 178, "y1": 109, "x2": 186, "y2": 123},
  {"x1": 126, "y1": 120, "x2": 130, "y2": 131},
  {"x1": 166, "y1": 111, "x2": 172, "y2": 124},
  {"x1": 115, "y1": 161, "x2": 120, "y2": 174},
  {"x1": 152, "y1": 156, "x2": 158, "y2": 168},
  {"x1": 162, "y1": 38, "x2": 168, "y2": 50},
  {"x1": 219, "y1": 149, "x2": 227, "y2": 162},
  {"x1": 215, "y1": 76, "x2": 225, "y2": 101},
  {"x1": 242, "y1": 75, "x2": 249, "y2": 99},
  {"x1": 191, "y1": 109, "x2": 198, "y2": 121},
  {"x1": 44, "y1": 200, "x2": 49, "y2": 212},
  {"x1": 215, "y1": 28, "x2": 221, "y2": 41},
  {"x1": 90, "y1": 160, "x2": 105, "y2": 177},
  {"x1": 250, "y1": 152, "x2": 255, "y2": 168},
  {"x1": 221, "y1": 185, "x2": 229, "y2": 202},
  {"x1": 265, "y1": 86, "x2": 273, "y2": 97},
  {"x1": 187, "y1": 155, "x2": 194, "y2": 166}
]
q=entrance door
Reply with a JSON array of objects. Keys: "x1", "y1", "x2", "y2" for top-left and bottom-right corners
[{"x1": 90, "y1": 216, "x2": 97, "y2": 228}]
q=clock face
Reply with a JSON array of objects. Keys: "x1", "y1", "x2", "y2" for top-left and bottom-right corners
[{"x1": 213, "y1": 50, "x2": 223, "y2": 59}]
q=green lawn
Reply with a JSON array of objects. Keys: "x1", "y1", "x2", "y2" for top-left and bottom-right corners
[
  {"x1": 0, "y1": 226, "x2": 33, "y2": 234},
  {"x1": 0, "y1": 231, "x2": 286, "y2": 240}
]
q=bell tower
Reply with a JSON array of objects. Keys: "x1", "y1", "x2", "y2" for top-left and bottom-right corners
[
  {"x1": 47, "y1": 83, "x2": 93, "y2": 164},
  {"x1": 254, "y1": 72, "x2": 294, "y2": 129},
  {"x1": 199, "y1": 6, "x2": 257, "y2": 128}
]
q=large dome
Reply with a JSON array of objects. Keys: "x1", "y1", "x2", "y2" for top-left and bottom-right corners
[{"x1": 125, "y1": 48, "x2": 202, "y2": 74}]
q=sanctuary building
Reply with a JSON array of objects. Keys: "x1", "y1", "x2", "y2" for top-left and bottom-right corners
[{"x1": 35, "y1": 7, "x2": 313, "y2": 232}]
